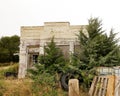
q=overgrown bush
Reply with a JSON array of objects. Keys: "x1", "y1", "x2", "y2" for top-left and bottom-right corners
[
  {"x1": 28, "y1": 63, "x2": 67, "y2": 96},
  {"x1": 0, "y1": 64, "x2": 18, "y2": 79},
  {"x1": 30, "y1": 72, "x2": 58, "y2": 96},
  {"x1": 28, "y1": 37, "x2": 68, "y2": 95}
]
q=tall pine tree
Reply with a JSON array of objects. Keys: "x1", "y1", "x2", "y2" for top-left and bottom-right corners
[
  {"x1": 77, "y1": 17, "x2": 120, "y2": 68},
  {"x1": 71, "y1": 17, "x2": 120, "y2": 89}
]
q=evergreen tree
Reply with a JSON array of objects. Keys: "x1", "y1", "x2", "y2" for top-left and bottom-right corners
[
  {"x1": 71, "y1": 17, "x2": 120, "y2": 89},
  {"x1": 39, "y1": 37, "x2": 65, "y2": 74},
  {"x1": 28, "y1": 37, "x2": 66, "y2": 94},
  {"x1": 0, "y1": 35, "x2": 19, "y2": 63},
  {"x1": 28, "y1": 37, "x2": 66, "y2": 78},
  {"x1": 77, "y1": 17, "x2": 120, "y2": 68}
]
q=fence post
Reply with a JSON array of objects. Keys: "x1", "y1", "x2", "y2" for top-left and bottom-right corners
[{"x1": 69, "y1": 79, "x2": 80, "y2": 96}]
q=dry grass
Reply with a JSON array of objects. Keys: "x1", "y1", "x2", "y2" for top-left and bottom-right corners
[
  {"x1": 0, "y1": 78, "x2": 88, "y2": 96},
  {"x1": 0, "y1": 64, "x2": 17, "y2": 70},
  {"x1": 0, "y1": 78, "x2": 67, "y2": 96},
  {"x1": 1, "y1": 79, "x2": 33, "y2": 96},
  {"x1": 0, "y1": 64, "x2": 88, "y2": 96},
  {"x1": 0, "y1": 77, "x2": 88, "y2": 95},
  {"x1": 0, "y1": 64, "x2": 66, "y2": 96}
]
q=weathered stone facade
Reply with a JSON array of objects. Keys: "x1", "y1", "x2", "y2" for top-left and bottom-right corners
[{"x1": 18, "y1": 22, "x2": 87, "y2": 78}]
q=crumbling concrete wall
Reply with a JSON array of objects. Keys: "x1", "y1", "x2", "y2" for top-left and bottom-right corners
[{"x1": 18, "y1": 22, "x2": 87, "y2": 78}]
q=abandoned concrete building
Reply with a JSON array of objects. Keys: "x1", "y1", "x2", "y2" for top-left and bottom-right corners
[{"x1": 18, "y1": 22, "x2": 87, "y2": 78}]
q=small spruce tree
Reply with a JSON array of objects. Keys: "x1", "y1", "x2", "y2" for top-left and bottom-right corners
[
  {"x1": 28, "y1": 37, "x2": 66, "y2": 76},
  {"x1": 28, "y1": 37, "x2": 66, "y2": 95},
  {"x1": 39, "y1": 37, "x2": 65, "y2": 74}
]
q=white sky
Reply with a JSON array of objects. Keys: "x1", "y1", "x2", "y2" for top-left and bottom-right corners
[{"x1": 0, "y1": 0, "x2": 120, "y2": 38}]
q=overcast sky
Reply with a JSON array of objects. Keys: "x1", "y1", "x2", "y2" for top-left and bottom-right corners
[{"x1": 0, "y1": 0, "x2": 120, "y2": 38}]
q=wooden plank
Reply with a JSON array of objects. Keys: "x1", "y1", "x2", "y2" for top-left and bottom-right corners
[
  {"x1": 115, "y1": 82, "x2": 120, "y2": 96},
  {"x1": 89, "y1": 76, "x2": 98, "y2": 96},
  {"x1": 94, "y1": 77, "x2": 101, "y2": 96},
  {"x1": 106, "y1": 76, "x2": 115, "y2": 96},
  {"x1": 98, "y1": 77, "x2": 103, "y2": 96},
  {"x1": 102, "y1": 77, "x2": 108, "y2": 96},
  {"x1": 115, "y1": 76, "x2": 120, "y2": 96},
  {"x1": 69, "y1": 79, "x2": 79, "y2": 96},
  {"x1": 118, "y1": 84, "x2": 120, "y2": 96}
]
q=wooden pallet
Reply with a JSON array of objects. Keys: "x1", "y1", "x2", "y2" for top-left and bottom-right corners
[{"x1": 89, "y1": 76, "x2": 113, "y2": 96}]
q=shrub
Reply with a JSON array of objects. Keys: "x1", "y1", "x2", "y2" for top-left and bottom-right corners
[{"x1": 0, "y1": 64, "x2": 18, "y2": 79}]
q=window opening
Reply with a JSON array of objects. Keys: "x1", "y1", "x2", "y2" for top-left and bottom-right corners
[{"x1": 33, "y1": 55, "x2": 38, "y2": 64}]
